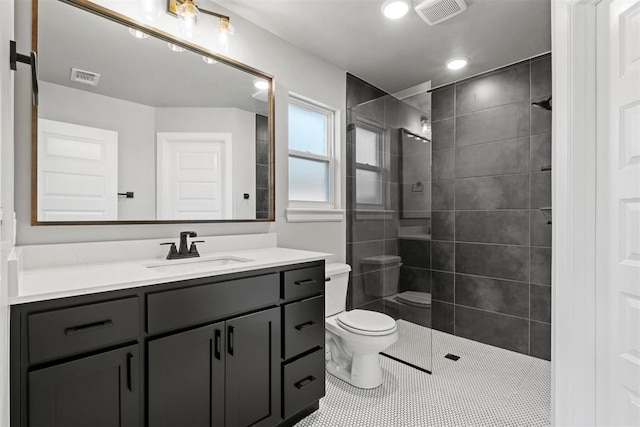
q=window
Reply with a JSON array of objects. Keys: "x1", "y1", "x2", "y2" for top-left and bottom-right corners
[
  {"x1": 288, "y1": 95, "x2": 336, "y2": 207},
  {"x1": 354, "y1": 123, "x2": 384, "y2": 207}
]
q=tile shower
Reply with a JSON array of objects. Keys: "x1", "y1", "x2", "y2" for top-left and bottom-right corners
[{"x1": 346, "y1": 54, "x2": 552, "y2": 362}]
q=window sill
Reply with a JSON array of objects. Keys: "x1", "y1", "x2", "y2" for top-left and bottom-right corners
[
  {"x1": 285, "y1": 207, "x2": 345, "y2": 223},
  {"x1": 354, "y1": 209, "x2": 394, "y2": 221}
]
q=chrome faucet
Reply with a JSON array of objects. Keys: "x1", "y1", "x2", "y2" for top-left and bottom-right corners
[{"x1": 160, "y1": 231, "x2": 204, "y2": 260}]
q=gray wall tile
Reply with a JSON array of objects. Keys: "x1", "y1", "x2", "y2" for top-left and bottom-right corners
[
  {"x1": 398, "y1": 238, "x2": 431, "y2": 269},
  {"x1": 531, "y1": 172, "x2": 551, "y2": 208},
  {"x1": 455, "y1": 174, "x2": 529, "y2": 210},
  {"x1": 456, "y1": 243, "x2": 530, "y2": 282},
  {"x1": 433, "y1": 149, "x2": 455, "y2": 181},
  {"x1": 432, "y1": 241, "x2": 455, "y2": 272},
  {"x1": 455, "y1": 274, "x2": 529, "y2": 318},
  {"x1": 531, "y1": 55, "x2": 552, "y2": 99},
  {"x1": 256, "y1": 164, "x2": 269, "y2": 188},
  {"x1": 530, "y1": 209, "x2": 552, "y2": 247},
  {"x1": 455, "y1": 211, "x2": 530, "y2": 245},
  {"x1": 348, "y1": 240, "x2": 385, "y2": 275},
  {"x1": 432, "y1": 85, "x2": 455, "y2": 121},
  {"x1": 351, "y1": 273, "x2": 382, "y2": 309},
  {"x1": 256, "y1": 140, "x2": 269, "y2": 165},
  {"x1": 456, "y1": 63, "x2": 530, "y2": 116},
  {"x1": 432, "y1": 301, "x2": 455, "y2": 334},
  {"x1": 456, "y1": 101, "x2": 530, "y2": 147},
  {"x1": 432, "y1": 271, "x2": 454, "y2": 303},
  {"x1": 384, "y1": 238, "x2": 398, "y2": 256},
  {"x1": 432, "y1": 118, "x2": 455, "y2": 152},
  {"x1": 455, "y1": 306, "x2": 529, "y2": 354},
  {"x1": 530, "y1": 284, "x2": 551, "y2": 323},
  {"x1": 530, "y1": 321, "x2": 551, "y2": 360},
  {"x1": 350, "y1": 211, "x2": 385, "y2": 243},
  {"x1": 531, "y1": 103, "x2": 551, "y2": 135},
  {"x1": 432, "y1": 180, "x2": 454, "y2": 210},
  {"x1": 531, "y1": 247, "x2": 552, "y2": 285},
  {"x1": 399, "y1": 266, "x2": 431, "y2": 293},
  {"x1": 432, "y1": 211, "x2": 455, "y2": 241},
  {"x1": 530, "y1": 133, "x2": 551, "y2": 172},
  {"x1": 455, "y1": 137, "x2": 530, "y2": 178}
]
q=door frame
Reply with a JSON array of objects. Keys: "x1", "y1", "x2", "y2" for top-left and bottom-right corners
[
  {"x1": 552, "y1": 0, "x2": 600, "y2": 425},
  {"x1": 156, "y1": 132, "x2": 233, "y2": 220}
]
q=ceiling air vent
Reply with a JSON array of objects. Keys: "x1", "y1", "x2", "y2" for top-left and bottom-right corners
[
  {"x1": 414, "y1": 0, "x2": 467, "y2": 25},
  {"x1": 70, "y1": 68, "x2": 101, "y2": 86}
]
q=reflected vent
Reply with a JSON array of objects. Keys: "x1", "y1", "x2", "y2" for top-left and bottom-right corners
[
  {"x1": 415, "y1": 0, "x2": 467, "y2": 25},
  {"x1": 70, "y1": 68, "x2": 101, "y2": 86}
]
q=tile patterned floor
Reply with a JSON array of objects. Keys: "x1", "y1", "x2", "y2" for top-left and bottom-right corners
[{"x1": 296, "y1": 320, "x2": 551, "y2": 427}]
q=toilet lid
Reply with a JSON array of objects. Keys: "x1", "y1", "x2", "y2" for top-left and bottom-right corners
[
  {"x1": 395, "y1": 291, "x2": 432, "y2": 307},
  {"x1": 337, "y1": 310, "x2": 397, "y2": 336}
]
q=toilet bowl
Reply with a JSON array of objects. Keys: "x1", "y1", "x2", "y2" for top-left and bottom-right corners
[{"x1": 325, "y1": 263, "x2": 399, "y2": 389}]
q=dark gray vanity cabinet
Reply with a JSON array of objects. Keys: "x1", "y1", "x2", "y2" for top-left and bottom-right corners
[
  {"x1": 10, "y1": 260, "x2": 325, "y2": 427},
  {"x1": 148, "y1": 308, "x2": 280, "y2": 427},
  {"x1": 28, "y1": 344, "x2": 139, "y2": 427}
]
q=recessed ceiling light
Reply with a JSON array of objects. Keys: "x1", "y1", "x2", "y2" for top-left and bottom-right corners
[
  {"x1": 254, "y1": 80, "x2": 269, "y2": 90},
  {"x1": 128, "y1": 28, "x2": 149, "y2": 39},
  {"x1": 446, "y1": 57, "x2": 468, "y2": 70},
  {"x1": 381, "y1": 0, "x2": 411, "y2": 19}
]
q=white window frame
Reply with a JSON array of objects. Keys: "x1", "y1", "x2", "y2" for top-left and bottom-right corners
[
  {"x1": 354, "y1": 120, "x2": 385, "y2": 209},
  {"x1": 286, "y1": 93, "x2": 343, "y2": 222}
]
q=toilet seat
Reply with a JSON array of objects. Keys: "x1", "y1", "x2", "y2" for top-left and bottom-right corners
[{"x1": 336, "y1": 310, "x2": 397, "y2": 336}]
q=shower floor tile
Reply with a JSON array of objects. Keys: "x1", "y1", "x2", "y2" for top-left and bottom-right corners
[{"x1": 295, "y1": 321, "x2": 550, "y2": 426}]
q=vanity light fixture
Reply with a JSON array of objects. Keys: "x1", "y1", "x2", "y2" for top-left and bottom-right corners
[
  {"x1": 254, "y1": 80, "x2": 269, "y2": 90},
  {"x1": 381, "y1": 0, "x2": 411, "y2": 19},
  {"x1": 167, "y1": 42, "x2": 185, "y2": 52},
  {"x1": 169, "y1": 0, "x2": 235, "y2": 47},
  {"x1": 421, "y1": 118, "x2": 431, "y2": 135},
  {"x1": 128, "y1": 27, "x2": 150, "y2": 39},
  {"x1": 446, "y1": 57, "x2": 468, "y2": 70},
  {"x1": 202, "y1": 56, "x2": 217, "y2": 64}
]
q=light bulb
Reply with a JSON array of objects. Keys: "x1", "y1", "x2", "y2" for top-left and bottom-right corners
[
  {"x1": 218, "y1": 18, "x2": 234, "y2": 53},
  {"x1": 176, "y1": 0, "x2": 200, "y2": 39}
]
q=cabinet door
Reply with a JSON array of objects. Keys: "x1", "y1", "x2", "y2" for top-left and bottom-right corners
[
  {"x1": 225, "y1": 307, "x2": 280, "y2": 427},
  {"x1": 148, "y1": 322, "x2": 225, "y2": 427},
  {"x1": 28, "y1": 344, "x2": 139, "y2": 427}
]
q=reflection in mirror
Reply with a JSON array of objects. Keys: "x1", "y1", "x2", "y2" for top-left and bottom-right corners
[
  {"x1": 34, "y1": 0, "x2": 273, "y2": 224},
  {"x1": 400, "y1": 129, "x2": 431, "y2": 219}
]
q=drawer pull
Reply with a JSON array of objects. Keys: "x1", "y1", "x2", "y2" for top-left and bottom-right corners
[
  {"x1": 294, "y1": 321, "x2": 316, "y2": 331},
  {"x1": 228, "y1": 326, "x2": 234, "y2": 356},
  {"x1": 294, "y1": 375, "x2": 316, "y2": 389},
  {"x1": 325, "y1": 277, "x2": 331, "y2": 282},
  {"x1": 214, "y1": 329, "x2": 222, "y2": 360},
  {"x1": 294, "y1": 279, "x2": 316, "y2": 286},
  {"x1": 64, "y1": 319, "x2": 113, "y2": 336}
]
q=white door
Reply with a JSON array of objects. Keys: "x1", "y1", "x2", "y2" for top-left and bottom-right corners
[
  {"x1": 37, "y1": 119, "x2": 118, "y2": 221},
  {"x1": 156, "y1": 132, "x2": 232, "y2": 220},
  {"x1": 596, "y1": 1, "x2": 640, "y2": 425}
]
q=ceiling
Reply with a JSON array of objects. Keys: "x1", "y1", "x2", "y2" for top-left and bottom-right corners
[{"x1": 213, "y1": 0, "x2": 551, "y2": 93}]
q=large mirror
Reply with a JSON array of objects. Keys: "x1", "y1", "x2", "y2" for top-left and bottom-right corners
[{"x1": 32, "y1": 0, "x2": 274, "y2": 224}]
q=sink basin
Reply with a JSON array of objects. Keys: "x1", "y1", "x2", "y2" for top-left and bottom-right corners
[{"x1": 145, "y1": 256, "x2": 252, "y2": 274}]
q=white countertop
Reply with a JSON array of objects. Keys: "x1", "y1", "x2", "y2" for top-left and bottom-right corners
[{"x1": 9, "y1": 234, "x2": 330, "y2": 305}]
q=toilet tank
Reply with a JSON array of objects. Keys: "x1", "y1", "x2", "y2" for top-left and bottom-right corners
[
  {"x1": 361, "y1": 255, "x2": 402, "y2": 297},
  {"x1": 325, "y1": 263, "x2": 352, "y2": 317}
]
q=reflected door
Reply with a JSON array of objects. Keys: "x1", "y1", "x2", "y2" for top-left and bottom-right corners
[
  {"x1": 37, "y1": 119, "x2": 118, "y2": 221},
  {"x1": 156, "y1": 132, "x2": 232, "y2": 220}
]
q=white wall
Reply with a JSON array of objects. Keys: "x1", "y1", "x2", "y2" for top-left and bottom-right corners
[
  {"x1": 14, "y1": 0, "x2": 346, "y2": 263},
  {"x1": 39, "y1": 81, "x2": 157, "y2": 220},
  {"x1": 1, "y1": 0, "x2": 15, "y2": 423}
]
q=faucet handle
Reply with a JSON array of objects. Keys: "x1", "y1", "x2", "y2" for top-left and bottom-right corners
[
  {"x1": 189, "y1": 240, "x2": 205, "y2": 256},
  {"x1": 160, "y1": 242, "x2": 178, "y2": 259}
]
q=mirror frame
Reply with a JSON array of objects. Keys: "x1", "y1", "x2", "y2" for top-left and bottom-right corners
[{"x1": 31, "y1": 0, "x2": 275, "y2": 225}]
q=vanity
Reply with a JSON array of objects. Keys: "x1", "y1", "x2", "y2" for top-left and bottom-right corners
[{"x1": 9, "y1": 236, "x2": 328, "y2": 427}]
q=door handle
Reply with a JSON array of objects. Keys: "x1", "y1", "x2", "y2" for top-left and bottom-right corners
[
  {"x1": 228, "y1": 326, "x2": 234, "y2": 356},
  {"x1": 214, "y1": 329, "x2": 222, "y2": 360},
  {"x1": 126, "y1": 352, "x2": 133, "y2": 392}
]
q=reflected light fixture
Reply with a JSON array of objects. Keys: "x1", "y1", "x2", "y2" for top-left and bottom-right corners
[
  {"x1": 128, "y1": 28, "x2": 149, "y2": 39},
  {"x1": 202, "y1": 56, "x2": 218, "y2": 64},
  {"x1": 167, "y1": 42, "x2": 185, "y2": 52},
  {"x1": 169, "y1": 0, "x2": 235, "y2": 49},
  {"x1": 254, "y1": 80, "x2": 269, "y2": 90},
  {"x1": 381, "y1": 0, "x2": 411, "y2": 19},
  {"x1": 421, "y1": 118, "x2": 432, "y2": 139},
  {"x1": 446, "y1": 57, "x2": 468, "y2": 70}
]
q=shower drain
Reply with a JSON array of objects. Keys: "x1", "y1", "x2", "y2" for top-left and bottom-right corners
[{"x1": 445, "y1": 353, "x2": 460, "y2": 361}]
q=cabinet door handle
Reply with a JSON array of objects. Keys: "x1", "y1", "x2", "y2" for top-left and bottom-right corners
[
  {"x1": 214, "y1": 329, "x2": 222, "y2": 360},
  {"x1": 294, "y1": 376, "x2": 316, "y2": 389},
  {"x1": 126, "y1": 352, "x2": 133, "y2": 392},
  {"x1": 294, "y1": 278, "x2": 316, "y2": 286},
  {"x1": 294, "y1": 321, "x2": 316, "y2": 331},
  {"x1": 228, "y1": 326, "x2": 234, "y2": 356},
  {"x1": 64, "y1": 319, "x2": 113, "y2": 335}
]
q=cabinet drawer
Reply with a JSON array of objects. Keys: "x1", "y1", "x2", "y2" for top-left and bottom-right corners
[
  {"x1": 283, "y1": 348, "x2": 325, "y2": 419},
  {"x1": 282, "y1": 265, "x2": 324, "y2": 300},
  {"x1": 28, "y1": 297, "x2": 139, "y2": 364},
  {"x1": 283, "y1": 295, "x2": 324, "y2": 359},
  {"x1": 147, "y1": 273, "x2": 279, "y2": 334}
]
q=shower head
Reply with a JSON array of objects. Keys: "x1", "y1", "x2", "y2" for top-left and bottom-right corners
[{"x1": 532, "y1": 96, "x2": 552, "y2": 111}]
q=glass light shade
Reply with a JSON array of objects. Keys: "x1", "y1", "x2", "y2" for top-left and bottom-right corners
[{"x1": 176, "y1": 0, "x2": 200, "y2": 38}]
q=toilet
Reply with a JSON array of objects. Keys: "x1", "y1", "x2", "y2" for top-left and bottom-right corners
[{"x1": 324, "y1": 263, "x2": 398, "y2": 389}]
